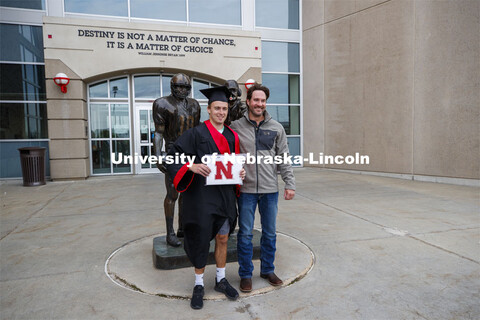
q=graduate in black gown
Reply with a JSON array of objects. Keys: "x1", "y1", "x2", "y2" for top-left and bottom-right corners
[{"x1": 167, "y1": 86, "x2": 245, "y2": 310}]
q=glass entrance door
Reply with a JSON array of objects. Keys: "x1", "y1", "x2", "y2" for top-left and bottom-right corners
[{"x1": 134, "y1": 104, "x2": 158, "y2": 174}]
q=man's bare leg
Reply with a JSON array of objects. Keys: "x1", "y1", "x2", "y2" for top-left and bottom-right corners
[
  {"x1": 195, "y1": 267, "x2": 205, "y2": 275},
  {"x1": 215, "y1": 234, "x2": 228, "y2": 268},
  {"x1": 214, "y1": 233, "x2": 239, "y2": 300}
]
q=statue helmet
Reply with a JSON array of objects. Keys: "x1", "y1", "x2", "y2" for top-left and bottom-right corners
[
  {"x1": 224, "y1": 79, "x2": 242, "y2": 100},
  {"x1": 170, "y1": 73, "x2": 191, "y2": 99}
]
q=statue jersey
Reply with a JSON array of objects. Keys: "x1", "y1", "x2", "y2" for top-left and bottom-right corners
[{"x1": 152, "y1": 95, "x2": 201, "y2": 150}]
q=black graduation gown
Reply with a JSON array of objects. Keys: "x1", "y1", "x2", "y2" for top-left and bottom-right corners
[{"x1": 166, "y1": 120, "x2": 240, "y2": 269}]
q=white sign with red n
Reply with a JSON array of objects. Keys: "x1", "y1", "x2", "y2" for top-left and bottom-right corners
[{"x1": 204, "y1": 154, "x2": 245, "y2": 185}]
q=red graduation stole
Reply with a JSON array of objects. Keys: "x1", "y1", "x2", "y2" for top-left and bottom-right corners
[{"x1": 204, "y1": 120, "x2": 240, "y2": 154}]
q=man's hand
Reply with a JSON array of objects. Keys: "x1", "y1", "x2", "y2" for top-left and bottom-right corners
[
  {"x1": 284, "y1": 189, "x2": 295, "y2": 200},
  {"x1": 239, "y1": 168, "x2": 246, "y2": 180},
  {"x1": 189, "y1": 163, "x2": 211, "y2": 177}
]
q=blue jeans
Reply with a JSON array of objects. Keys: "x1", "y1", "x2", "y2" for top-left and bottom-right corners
[{"x1": 237, "y1": 192, "x2": 279, "y2": 278}]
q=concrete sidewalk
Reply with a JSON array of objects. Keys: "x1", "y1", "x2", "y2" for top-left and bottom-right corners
[{"x1": 1, "y1": 168, "x2": 479, "y2": 319}]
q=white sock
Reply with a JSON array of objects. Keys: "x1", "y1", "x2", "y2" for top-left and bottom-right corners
[
  {"x1": 216, "y1": 267, "x2": 225, "y2": 282},
  {"x1": 195, "y1": 273, "x2": 204, "y2": 287}
]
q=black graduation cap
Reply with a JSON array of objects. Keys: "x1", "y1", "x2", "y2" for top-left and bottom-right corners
[{"x1": 200, "y1": 86, "x2": 231, "y2": 104}]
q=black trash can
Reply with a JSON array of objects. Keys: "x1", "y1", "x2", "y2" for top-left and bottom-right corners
[{"x1": 18, "y1": 147, "x2": 46, "y2": 186}]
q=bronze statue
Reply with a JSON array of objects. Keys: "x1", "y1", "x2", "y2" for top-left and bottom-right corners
[
  {"x1": 152, "y1": 73, "x2": 201, "y2": 247},
  {"x1": 224, "y1": 80, "x2": 246, "y2": 126}
]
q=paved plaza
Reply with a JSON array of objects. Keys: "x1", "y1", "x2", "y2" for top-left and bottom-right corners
[{"x1": 1, "y1": 168, "x2": 479, "y2": 319}]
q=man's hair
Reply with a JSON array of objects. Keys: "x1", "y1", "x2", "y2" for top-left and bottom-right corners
[{"x1": 246, "y1": 83, "x2": 270, "y2": 101}]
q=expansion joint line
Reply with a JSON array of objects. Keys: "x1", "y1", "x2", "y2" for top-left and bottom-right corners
[
  {"x1": 408, "y1": 235, "x2": 479, "y2": 265},
  {"x1": 0, "y1": 183, "x2": 73, "y2": 241},
  {"x1": 298, "y1": 192, "x2": 388, "y2": 229},
  {"x1": 297, "y1": 192, "x2": 480, "y2": 265}
]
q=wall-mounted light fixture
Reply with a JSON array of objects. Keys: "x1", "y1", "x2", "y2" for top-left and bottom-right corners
[
  {"x1": 53, "y1": 73, "x2": 70, "y2": 93},
  {"x1": 245, "y1": 79, "x2": 256, "y2": 90}
]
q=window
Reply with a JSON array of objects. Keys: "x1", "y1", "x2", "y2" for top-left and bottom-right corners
[
  {"x1": 89, "y1": 81, "x2": 108, "y2": 99},
  {"x1": 90, "y1": 102, "x2": 132, "y2": 174},
  {"x1": 131, "y1": 0, "x2": 186, "y2": 21},
  {"x1": 134, "y1": 75, "x2": 161, "y2": 99},
  {"x1": 110, "y1": 78, "x2": 128, "y2": 98},
  {"x1": 89, "y1": 77, "x2": 131, "y2": 175},
  {"x1": 0, "y1": 23, "x2": 48, "y2": 178},
  {"x1": 262, "y1": 41, "x2": 299, "y2": 73},
  {"x1": 64, "y1": 0, "x2": 128, "y2": 17},
  {"x1": 0, "y1": 24, "x2": 44, "y2": 63},
  {"x1": 0, "y1": 0, "x2": 45, "y2": 10},
  {"x1": 162, "y1": 75, "x2": 172, "y2": 96},
  {"x1": 133, "y1": 74, "x2": 174, "y2": 100},
  {"x1": 261, "y1": 40, "x2": 301, "y2": 159},
  {"x1": 64, "y1": 0, "x2": 242, "y2": 26},
  {"x1": 0, "y1": 64, "x2": 46, "y2": 101},
  {"x1": 266, "y1": 105, "x2": 299, "y2": 135},
  {"x1": 262, "y1": 73, "x2": 299, "y2": 104},
  {"x1": 192, "y1": 79, "x2": 209, "y2": 100},
  {"x1": 0, "y1": 103, "x2": 47, "y2": 139},
  {"x1": 256, "y1": 0, "x2": 299, "y2": 30},
  {"x1": 89, "y1": 78, "x2": 128, "y2": 99},
  {"x1": 189, "y1": 0, "x2": 241, "y2": 25}
]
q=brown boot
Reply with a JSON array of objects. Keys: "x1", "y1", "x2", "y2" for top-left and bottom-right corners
[
  {"x1": 260, "y1": 273, "x2": 283, "y2": 286},
  {"x1": 240, "y1": 278, "x2": 252, "y2": 292}
]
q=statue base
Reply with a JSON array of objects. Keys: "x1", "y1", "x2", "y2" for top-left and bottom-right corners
[{"x1": 152, "y1": 230, "x2": 262, "y2": 270}]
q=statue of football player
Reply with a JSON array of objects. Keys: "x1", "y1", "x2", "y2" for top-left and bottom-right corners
[
  {"x1": 224, "y1": 80, "x2": 246, "y2": 126},
  {"x1": 152, "y1": 73, "x2": 201, "y2": 247}
]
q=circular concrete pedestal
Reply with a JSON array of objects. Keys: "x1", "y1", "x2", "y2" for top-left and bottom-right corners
[{"x1": 106, "y1": 232, "x2": 314, "y2": 300}]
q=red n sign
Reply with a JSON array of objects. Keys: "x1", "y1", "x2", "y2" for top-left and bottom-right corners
[{"x1": 215, "y1": 161, "x2": 233, "y2": 179}]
